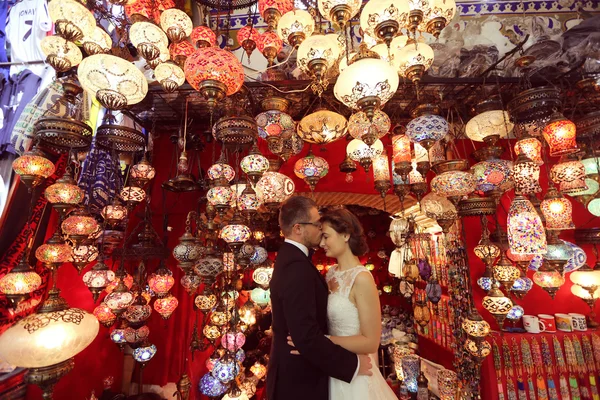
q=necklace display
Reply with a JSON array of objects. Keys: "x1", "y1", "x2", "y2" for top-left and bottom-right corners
[
  {"x1": 511, "y1": 337, "x2": 528, "y2": 400},
  {"x1": 582, "y1": 336, "x2": 599, "y2": 400},
  {"x1": 493, "y1": 338, "x2": 505, "y2": 400},
  {"x1": 530, "y1": 338, "x2": 549, "y2": 400},
  {"x1": 542, "y1": 337, "x2": 559, "y2": 400},
  {"x1": 553, "y1": 336, "x2": 572, "y2": 399},
  {"x1": 520, "y1": 338, "x2": 538, "y2": 400},
  {"x1": 503, "y1": 337, "x2": 517, "y2": 400}
]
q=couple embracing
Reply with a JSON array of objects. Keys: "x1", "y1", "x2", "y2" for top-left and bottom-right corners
[{"x1": 267, "y1": 196, "x2": 397, "y2": 400}]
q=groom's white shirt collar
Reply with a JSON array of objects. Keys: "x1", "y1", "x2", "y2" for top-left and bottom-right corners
[{"x1": 284, "y1": 239, "x2": 309, "y2": 257}]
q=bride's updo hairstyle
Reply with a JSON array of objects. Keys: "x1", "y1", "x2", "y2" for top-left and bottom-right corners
[{"x1": 320, "y1": 208, "x2": 369, "y2": 256}]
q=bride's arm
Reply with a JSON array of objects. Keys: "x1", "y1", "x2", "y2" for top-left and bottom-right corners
[{"x1": 328, "y1": 271, "x2": 382, "y2": 355}]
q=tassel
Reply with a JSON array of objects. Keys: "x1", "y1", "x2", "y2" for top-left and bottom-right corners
[
  {"x1": 547, "y1": 378, "x2": 559, "y2": 400},
  {"x1": 536, "y1": 375, "x2": 549, "y2": 400},
  {"x1": 561, "y1": 375, "x2": 572, "y2": 400},
  {"x1": 570, "y1": 374, "x2": 582, "y2": 400},
  {"x1": 518, "y1": 379, "x2": 528, "y2": 400},
  {"x1": 528, "y1": 378, "x2": 537, "y2": 400},
  {"x1": 590, "y1": 375, "x2": 599, "y2": 400}
]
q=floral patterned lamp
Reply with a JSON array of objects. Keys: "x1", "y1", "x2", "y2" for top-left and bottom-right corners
[
  {"x1": 542, "y1": 112, "x2": 578, "y2": 157},
  {"x1": 507, "y1": 195, "x2": 547, "y2": 257},
  {"x1": 294, "y1": 151, "x2": 329, "y2": 191},
  {"x1": 348, "y1": 110, "x2": 391, "y2": 146},
  {"x1": 405, "y1": 104, "x2": 449, "y2": 150},
  {"x1": 297, "y1": 109, "x2": 348, "y2": 145},
  {"x1": 12, "y1": 147, "x2": 56, "y2": 190},
  {"x1": 541, "y1": 187, "x2": 575, "y2": 230},
  {"x1": 277, "y1": 9, "x2": 315, "y2": 47}
]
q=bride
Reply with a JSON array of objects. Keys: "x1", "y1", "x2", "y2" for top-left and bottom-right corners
[{"x1": 289, "y1": 208, "x2": 397, "y2": 400}]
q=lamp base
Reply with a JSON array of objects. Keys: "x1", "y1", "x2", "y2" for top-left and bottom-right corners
[{"x1": 25, "y1": 359, "x2": 75, "y2": 400}]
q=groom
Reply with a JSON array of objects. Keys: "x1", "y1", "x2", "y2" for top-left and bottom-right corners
[{"x1": 267, "y1": 196, "x2": 372, "y2": 400}]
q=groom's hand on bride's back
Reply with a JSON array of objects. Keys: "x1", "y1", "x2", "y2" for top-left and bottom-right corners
[{"x1": 357, "y1": 354, "x2": 373, "y2": 376}]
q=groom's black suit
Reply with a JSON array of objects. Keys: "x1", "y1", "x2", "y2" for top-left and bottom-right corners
[{"x1": 266, "y1": 241, "x2": 358, "y2": 400}]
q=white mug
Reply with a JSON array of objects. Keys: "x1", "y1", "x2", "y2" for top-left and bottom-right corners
[
  {"x1": 555, "y1": 313, "x2": 574, "y2": 332},
  {"x1": 569, "y1": 313, "x2": 588, "y2": 331},
  {"x1": 523, "y1": 315, "x2": 546, "y2": 334}
]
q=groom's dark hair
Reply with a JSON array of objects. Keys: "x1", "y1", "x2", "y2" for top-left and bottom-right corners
[{"x1": 279, "y1": 196, "x2": 318, "y2": 236}]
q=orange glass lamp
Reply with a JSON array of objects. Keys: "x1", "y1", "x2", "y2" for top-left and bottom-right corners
[
  {"x1": 0, "y1": 257, "x2": 42, "y2": 308},
  {"x1": 154, "y1": 293, "x2": 179, "y2": 319},
  {"x1": 191, "y1": 26, "x2": 216, "y2": 48},
  {"x1": 373, "y1": 153, "x2": 391, "y2": 197},
  {"x1": 542, "y1": 112, "x2": 578, "y2": 157},
  {"x1": 540, "y1": 187, "x2": 575, "y2": 230},
  {"x1": 258, "y1": 0, "x2": 294, "y2": 29},
  {"x1": 533, "y1": 262, "x2": 565, "y2": 299},
  {"x1": 35, "y1": 231, "x2": 72, "y2": 269},
  {"x1": 12, "y1": 147, "x2": 55, "y2": 190},
  {"x1": 492, "y1": 253, "x2": 521, "y2": 292},
  {"x1": 44, "y1": 171, "x2": 84, "y2": 216},
  {"x1": 392, "y1": 133, "x2": 412, "y2": 181},
  {"x1": 237, "y1": 25, "x2": 260, "y2": 57},
  {"x1": 512, "y1": 154, "x2": 542, "y2": 195},
  {"x1": 550, "y1": 159, "x2": 588, "y2": 194},
  {"x1": 514, "y1": 136, "x2": 543, "y2": 165},
  {"x1": 82, "y1": 259, "x2": 115, "y2": 302},
  {"x1": 257, "y1": 30, "x2": 283, "y2": 67},
  {"x1": 61, "y1": 208, "x2": 99, "y2": 245},
  {"x1": 462, "y1": 309, "x2": 490, "y2": 339},
  {"x1": 294, "y1": 151, "x2": 329, "y2": 191}
]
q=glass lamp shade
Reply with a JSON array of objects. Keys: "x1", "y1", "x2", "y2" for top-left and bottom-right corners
[
  {"x1": 173, "y1": 235, "x2": 201, "y2": 266},
  {"x1": 12, "y1": 148, "x2": 55, "y2": 188},
  {"x1": 184, "y1": 47, "x2": 245, "y2": 97},
  {"x1": 148, "y1": 269, "x2": 175, "y2": 297},
  {"x1": 493, "y1": 262, "x2": 521, "y2": 290},
  {"x1": 155, "y1": 62, "x2": 185, "y2": 92},
  {"x1": 251, "y1": 246, "x2": 269, "y2": 265},
  {"x1": 297, "y1": 109, "x2": 348, "y2": 144},
  {"x1": 195, "y1": 292, "x2": 218, "y2": 312},
  {"x1": 277, "y1": 10, "x2": 315, "y2": 46},
  {"x1": 78, "y1": 54, "x2": 148, "y2": 110},
  {"x1": 207, "y1": 186, "x2": 234, "y2": 207},
  {"x1": 431, "y1": 170, "x2": 476, "y2": 200},
  {"x1": 334, "y1": 56, "x2": 399, "y2": 110},
  {"x1": 542, "y1": 113, "x2": 578, "y2": 157},
  {"x1": 464, "y1": 339, "x2": 491, "y2": 360},
  {"x1": 69, "y1": 244, "x2": 99, "y2": 272},
  {"x1": 348, "y1": 110, "x2": 391, "y2": 146},
  {"x1": 514, "y1": 137, "x2": 543, "y2": 165},
  {"x1": 101, "y1": 203, "x2": 128, "y2": 225},
  {"x1": 507, "y1": 196, "x2": 546, "y2": 256},
  {"x1": 550, "y1": 159, "x2": 587, "y2": 194},
  {"x1": 250, "y1": 287, "x2": 271, "y2": 306},
  {"x1": 106, "y1": 273, "x2": 133, "y2": 294},
  {"x1": 294, "y1": 153, "x2": 329, "y2": 190},
  {"x1": 221, "y1": 252, "x2": 235, "y2": 273},
  {"x1": 297, "y1": 34, "x2": 340, "y2": 76},
  {"x1": 129, "y1": 22, "x2": 169, "y2": 61},
  {"x1": 40, "y1": 35, "x2": 82, "y2": 72},
  {"x1": 255, "y1": 172, "x2": 295, "y2": 206},
  {"x1": 81, "y1": 26, "x2": 112, "y2": 55},
  {"x1": 506, "y1": 304, "x2": 526, "y2": 320},
  {"x1": 199, "y1": 373, "x2": 228, "y2": 397},
  {"x1": 465, "y1": 109, "x2": 513, "y2": 142},
  {"x1": 421, "y1": 192, "x2": 457, "y2": 220},
  {"x1": 437, "y1": 369, "x2": 458, "y2": 400},
  {"x1": 373, "y1": 154, "x2": 391, "y2": 182},
  {"x1": 582, "y1": 156, "x2": 600, "y2": 175},
  {"x1": 220, "y1": 224, "x2": 252, "y2": 245},
  {"x1": 259, "y1": 0, "x2": 294, "y2": 18},
  {"x1": 589, "y1": 199, "x2": 600, "y2": 217},
  {"x1": 180, "y1": 272, "x2": 201, "y2": 295},
  {"x1": 154, "y1": 294, "x2": 179, "y2": 319},
  {"x1": 545, "y1": 241, "x2": 574, "y2": 263},
  {"x1": 48, "y1": 0, "x2": 95, "y2": 41},
  {"x1": 389, "y1": 217, "x2": 409, "y2": 246},
  {"x1": 191, "y1": 26, "x2": 217, "y2": 48},
  {"x1": 271, "y1": 133, "x2": 304, "y2": 161},
  {"x1": 203, "y1": 324, "x2": 221, "y2": 341},
  {"x1": 470, "y1": 159, "x2": 514, "y2": 194},
  {"x1": 133, "y1": 344, "x2": 157, "y2": 363},
  {"x1": 401, "y1": 355, "x2": 420, "y2": 393},
  {"x1": 120, "y1": 186, "x2": 146, "y2": 203},
  {"x1": 35, "y1": 239, "x2": 72, "y2": 266},
  {"x1": 360, "y1": 0, "x2": 409, "y2": 41},
  {"x1": 569, "y1": 267, "x2": 600, "y2": 289},
  {"x1": 221, "y1": 332, "x2": 246, "y2": 352},
  {"x1": 347, "y1": 139, "x2": 384, "y2": 169},
  {"x1": 571, "y1": 284, "x2": 600, "y2": 300},
  {"x1": 237, "y1": 25, "x2": 260, "y2": 55},
  {"x1": 317, "y1": 0, "x2": 361, "y2": 28},
  {"x1": 392, "y1": 134, "x2": 412, "y2": 163},
  {"x1": 0, "y1": 259, "x2": 42, "y2": 300},
  {"x1": 541, "y1": 190, "x2": 575, "y2": 230},
  {"x1": 0, "y1": 307, "x2": 99, "y2": 368},
  {"x1": 160, "y1": 8, "x2": 193, "y2": 42},
  {"x1": 232, "y1": 185, "x2": 261, "y2": 212},
  {"x1": 533, "y1": 270, "x2": 565, "y2": 297},
  {"x1": 123, "y1": 300, "x2": 152, "y2": 327},
  {"x1": 208, "y1": 162, "x2": 236, "y2": 182},
  {"x1": 257, "y1": 30, "x2": 283, "y2": 65},
  {"x1": 421, "y1": 0, "x2": 456, "y2": 35},
  {"x1": 45, "y1": 174, "x2": 84, "y2": 206},
  {"x1": 482, "y1": 286, "x2": 513, "y2": 317},
  {"x1": 62, "y1": 210, "x2": 99, "y2": 239},
  {"x1": 256, "y1": 110, "x2": 295, "y2": 140},
  {"x1": 461, "y1": 314, "x2": 490, "y2": 338},
  {"x1": 512, "y1": 154, "x2": 542, "y2": 195},
  {"x1": 253, "y1": 266, "x2": 274, "y2": 286},
  {"x1": 169, "y1": 40, "x2": 195, "y2": 63},
  {"x1": 194, "y1": 254, "x2": 223, "y2": 284},
  {"x1": 241, "y1": 151, "x2": 270, "y2": 177},
  {"x1": 83, "y1": 262, "x2": 115, "y2": 299},
  {"x1": 251, "y1": 361, "x2": 268, "y2": 379},
  {"x1": 393, "y1": 41, "x2": 434, "y2": 80},
  {"x1": 104, "y1": 285, "x2": 134, "y2": 313},
  {"x1": 405, "y1": 109, "x2": 449, "y2": 149},
  {"x1": 93, "y1": 303, "x2": 116, "y2": 327}
]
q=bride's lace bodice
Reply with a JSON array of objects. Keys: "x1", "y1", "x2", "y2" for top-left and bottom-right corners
[{"x1": 326, "y1": 265, "x2": 369, "y2": 337}]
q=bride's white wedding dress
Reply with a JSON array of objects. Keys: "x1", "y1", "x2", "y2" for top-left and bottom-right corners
[{"x1": 326, "y1": 265, "x2": 398, "y2": 400}]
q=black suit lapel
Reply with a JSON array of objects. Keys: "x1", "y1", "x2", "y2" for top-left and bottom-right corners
[{"x1": 280, "y1": 242, "x2": 328, "y2": 291}]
